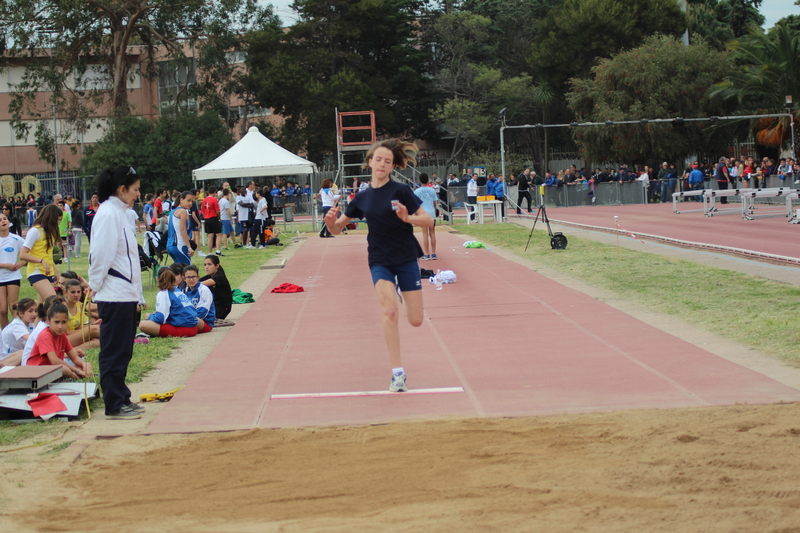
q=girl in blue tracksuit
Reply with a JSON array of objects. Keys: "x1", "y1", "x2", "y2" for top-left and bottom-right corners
[
  {"x1": 138, "y1": 268, "x2": 198, "y2": 338},
  {"x1": 167, "y1": 191, "x2": 195, "y2": 264},
  {"x1": 183, "y1": 264, "x2": 215, "y2": 333}
]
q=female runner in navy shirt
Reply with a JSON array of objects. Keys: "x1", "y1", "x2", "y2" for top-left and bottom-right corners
[{"x1": 324, "y1": 139, "x2": 433, "y2": 392}]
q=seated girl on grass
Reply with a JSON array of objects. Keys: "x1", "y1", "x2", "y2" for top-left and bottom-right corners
[
  {"x1": 26, "y1": 300, "x2": 93, "y2": 380},
  {"x1": 0, "y1": 298, "x2": 36, "y2": 367},
  {"x1": 183, "y1": 265, "x2": 215, "y2": 333},
  {"x1": 2, "y1": 298, "x2": 36, "y2": 357},
  {"x1": 168, "y1": 262, "x2": 186, "y2": 291},
  {"x1": 138, "y1": 267, "x2": 198, "y2": 338},
  {"x1": 21, "y1": 295, "x2": 64, "y2": 366},
  {"x1": 200, "y1": 255, "x2": 232, "y2": 320},
  {"x1": 63, "y1": 278, "x2": 101, "y2": 349},
  {"x1": 57, "y1": 270, "x2": 98, "y2": 319}
]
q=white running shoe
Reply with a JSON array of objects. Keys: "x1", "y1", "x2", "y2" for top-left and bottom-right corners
[
  {"x1": 245, "y1": 244, "x2": 255, "y2": 249},
  {"x1": 198, "y1": 251, "x2": 207, "y2": 257},
  {"x1": 389, "y1": 373, "x2": 408, "y2": 392}
]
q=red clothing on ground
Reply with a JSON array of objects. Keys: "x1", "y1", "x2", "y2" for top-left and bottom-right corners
[{"x1": 158, "y1": 324, "x2": 197, "y2": 338}]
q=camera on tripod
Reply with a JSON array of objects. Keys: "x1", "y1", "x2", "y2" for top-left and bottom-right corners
[{"x1": 524, "y1": 204, "x2": 568, "y2": 251}]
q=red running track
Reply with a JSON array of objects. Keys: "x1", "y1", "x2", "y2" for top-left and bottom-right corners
[
  {"x1": 544, "y1": 202, "x2": 800, "y2": 261},
  {"x1": 146, "y1": 228, "x2": 800, "y2": 433}
]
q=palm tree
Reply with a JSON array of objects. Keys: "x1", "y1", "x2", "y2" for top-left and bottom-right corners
[{"x1": 709, "y1": 21, "x2": 800, "y2": 148}]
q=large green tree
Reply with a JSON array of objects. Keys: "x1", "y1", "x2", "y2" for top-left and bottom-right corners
[
  {"x1": 80, "y1": 110, "x2": 234, "y2": 192},
  {"x1": 428, "y1": 10, "x2": 547, "y2": 166},
  {"x1": 716, "y1": 0, "x2": 764, "y2": 37},
  {"x1": 244, "y1": 0, "x2": 434, "y2": 163},
  {"x1": 687, "y1": 0, "x2": 765, "y2": 49},
  {"x1": 528, "y1": 0, "x2": 687, "y2": 88},
  {"x1": 709, "y1": 21, "x2": 800, "y2": 148},
  {"x1": 459, "y1": 0, "x2": 561, "y2": 78},
  {"x1": 0, "y1": 0, "x2": 272, "y2": 168},
  {"x1": 567, "y1": 34, "x2": 733, "y2": 163}
]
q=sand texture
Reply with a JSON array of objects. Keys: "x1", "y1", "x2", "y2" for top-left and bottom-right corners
[{"x1": 7, "y1": 402, "x2": 800, "y2": 532}]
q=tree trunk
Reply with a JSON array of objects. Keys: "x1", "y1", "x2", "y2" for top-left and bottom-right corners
[{"x1": 109, "y1": 5, "x2": 148, "y2": 117}]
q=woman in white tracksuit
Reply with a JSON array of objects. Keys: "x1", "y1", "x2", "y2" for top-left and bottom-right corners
[{"x1": 88, "y1": 166, "x2": 146, "y2": 420}]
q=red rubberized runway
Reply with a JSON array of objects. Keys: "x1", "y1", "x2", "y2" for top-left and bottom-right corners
[
  {"x1": 545, "y1": 202, "x2": 800, "y2": 260},
  {"x1": 147, "y1": 222, "x2": 800, "y2": 434}
]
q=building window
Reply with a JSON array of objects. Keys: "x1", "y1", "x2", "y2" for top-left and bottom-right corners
[
  {"x1": 157, "y1": 59, "x2": 196, "y2": 112},
  {"x1": 225, "y1": 51, "x2": 247, "y2": 64},
  {"x1": 75, "y1": 65, "x2": 112, "y2": 91},
  {"x1": 231, "y1": 105, "x2": 271, "y2": 119}
]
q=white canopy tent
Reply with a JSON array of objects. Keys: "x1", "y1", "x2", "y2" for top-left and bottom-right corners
[{"x1": 192, "y1": 126, "x2": 316, "y2": 181}]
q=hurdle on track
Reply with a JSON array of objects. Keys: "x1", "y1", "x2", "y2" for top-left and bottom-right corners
[
  {"x1": 740, "y1": 188, "x2": 799, "y2": 220},
  {"x1": 786, "y1": 192, "x2": 800, "y2": 224},
  {"x1": 673, "y1": 189, "x2": 709, "y2": 214},
  {"x1": 703, "y1": 188, "x2": 750, "y2": 217}
]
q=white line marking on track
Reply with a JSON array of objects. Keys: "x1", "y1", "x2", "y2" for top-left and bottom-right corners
[{"x1": 271, "y1": 387, "x2": 465, "y2": 400}]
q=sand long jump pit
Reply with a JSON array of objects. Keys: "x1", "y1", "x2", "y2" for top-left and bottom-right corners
[{"x1": 5, "y1": 402, "x2": 800, "y2": 533}]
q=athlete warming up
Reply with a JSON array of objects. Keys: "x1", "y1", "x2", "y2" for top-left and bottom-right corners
[{"x1": 324, "y1": 139, "x2": 433, "y2": 392}]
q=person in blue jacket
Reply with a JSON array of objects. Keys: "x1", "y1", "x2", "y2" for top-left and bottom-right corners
[
  {"x1": 492, "y1": 174, "x2": 506, "y2": 218},
  {"x1": 688, "y1": 163, "x2": 705, "y2": 202},
  {"x1": 138, "y1": 267, "x2": 198, "y2": 337},
  {"x1": 485, "y1": 174, "x2": 497, "y2": 197},
  {"x1": 183, "y1": 264, "x2": 215, "y2": 333}
]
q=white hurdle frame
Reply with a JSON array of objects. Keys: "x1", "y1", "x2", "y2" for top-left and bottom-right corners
[
  {"x1": 703, "y1": 188, "x2": 750, "y2": 217},
  {"x1": 740, "y1": 188, "x2": 798, "y2": 220},
  {"x1": 672, "y1": 189, "x2": 709, "y2": 214},
  {"x1": 786, "y1": 192, "x2": 800, "y2": 223}
]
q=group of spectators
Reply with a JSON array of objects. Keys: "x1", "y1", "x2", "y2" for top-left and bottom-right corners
[
  {"x1": 269, "y1": 181, "x2": 312, "y2": 210},
  {"x1": 0, "y1": 192, "x2": 47, "y2": 209},
  {"x1": 684, "y1": 155, "x2": 798, "y2": 202},
  {"x1": 0, "y1": 167, "x2": 243, "y2": 419},
  {"x1": 139, "y1": 182, "x2": 286, "y2": 260}
]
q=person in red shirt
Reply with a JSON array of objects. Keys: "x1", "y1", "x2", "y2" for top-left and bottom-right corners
[
  {"x1": 27, "y1": 300, "x2": 93, "y2": 380},
  {"x1": 153, "y1": 189, "x2": 168, "y2": 226},
  {"x1": 200, "y1": 186, "x2": 223, "y2": 256}
]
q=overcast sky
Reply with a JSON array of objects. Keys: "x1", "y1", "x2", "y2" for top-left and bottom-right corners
[
  {"x1": 761, "y1": 0, "x2": 800, "y2": 27},
  {"x1": 262, "y1": 0, "x2": 800, "y2": 29}
]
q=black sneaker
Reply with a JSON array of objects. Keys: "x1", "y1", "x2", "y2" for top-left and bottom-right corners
[
  {"x1": 216, "y1": 251, "x2": 225, "y2": 256},
  {"x1": 234, "y1": 244, "x2": 243, "y2": 248},
  {"x1": 126, "y1": 401, "x2": 146, "y2": 413},
  {"x1": 106, "y1": 406, "x2": 142, "y2": 420}
]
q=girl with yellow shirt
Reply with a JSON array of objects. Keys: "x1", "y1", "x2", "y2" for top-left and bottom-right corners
[
  {"x1": 63, "y1": 278, "x2": 101, "y2": 349},
  {"x1": 20, "y1": 204, "x2": 61, "y2": 303}
]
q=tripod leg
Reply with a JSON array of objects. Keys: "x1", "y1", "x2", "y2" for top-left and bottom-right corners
[
  {"x1": 541, "y1": 206, "x2": 554, "y2": 237},
  {"x1": 524, "y1": 207, "x2": 542, "y2": 252}
]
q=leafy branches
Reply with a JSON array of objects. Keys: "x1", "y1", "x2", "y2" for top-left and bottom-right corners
[{"x1": 567, "y1": 35, "x2": 733, "y2": 163}]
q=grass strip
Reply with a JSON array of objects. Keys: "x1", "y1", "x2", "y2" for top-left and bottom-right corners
[{"x1": 458, "y1": 223, "x2": 800, "y2": 365}]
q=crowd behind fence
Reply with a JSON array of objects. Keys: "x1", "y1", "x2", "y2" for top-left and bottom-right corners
[{"x1": 3, "y1": 160, "x2": 795, "y2": 231}]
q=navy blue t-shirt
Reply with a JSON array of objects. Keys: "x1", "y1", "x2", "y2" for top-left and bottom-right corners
[{"x1": 345, "y1": 181, "x2": 423, "y2": 267}]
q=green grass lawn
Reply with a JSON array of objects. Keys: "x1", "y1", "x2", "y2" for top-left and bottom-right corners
[
  {"x1": 458, "y1": 222, "x2": 800, "y2": 365},
  {"x1": 0, "y1": 226, "x2": 311, "y2": 447}
]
